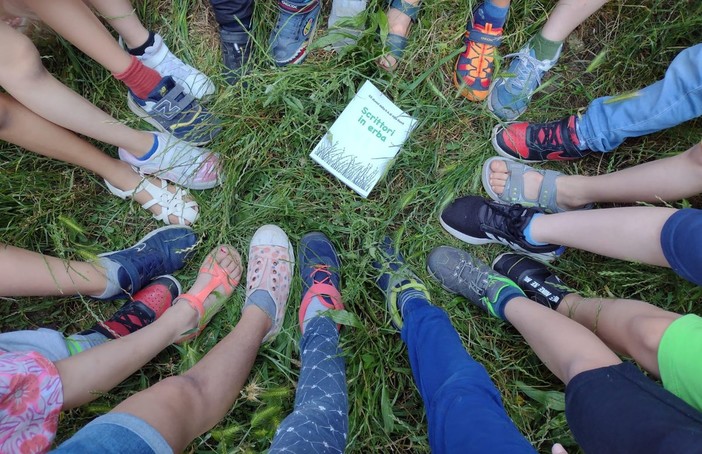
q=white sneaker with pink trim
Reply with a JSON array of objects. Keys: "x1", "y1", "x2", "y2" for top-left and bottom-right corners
[{"x1": 118, "y1": 132, "x2": 222, "y2": 190}]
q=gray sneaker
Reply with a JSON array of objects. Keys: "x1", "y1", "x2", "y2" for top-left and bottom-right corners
[
  {"x1": 269, "y1": 0, "x2": 321, "y2": 66},
  {"x1": 426, "y1": 246, "x2": 525, "y2": 320},
  {"x1": 487, "y1": 43, "x2": 562, "y2": 121}
]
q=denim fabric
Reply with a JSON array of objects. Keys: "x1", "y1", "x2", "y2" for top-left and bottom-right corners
[
  {"x1": 401, "y1": 299, "x2": 535, "y2": 454},
  {"x1": 269, "y1": 317, "x2": 348, "y2": 453},
  {"x1": 660, "y1": 208, "x2": 702, "y2": 286},
  {"x1": 52, "y1": 413, "x2": 172, "y2": 453},
  {"x1": 209, "y1": 0, "x2": 255, "y2": 33},
  {"x1": 578, "y1": 43, "x2": 702, "y2": 152}
]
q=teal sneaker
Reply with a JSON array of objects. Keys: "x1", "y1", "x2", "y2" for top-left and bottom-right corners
[
  {"x1": 426, "y1": 246, "x2": 524, "y2": 320},
  {"x1": 487, "y1": 43, "x2": 561, "y2": 121}
]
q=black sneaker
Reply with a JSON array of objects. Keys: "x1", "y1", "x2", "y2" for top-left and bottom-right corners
[
  {"x1": 492, "y1": 253, "x2": 571, "y2": 309},
  {"x1": 439, "y1": 196, "x2": 565, "y2": 262},
  {"x1": 220, "y1": 30, "x2": 252, "y2": 85}
]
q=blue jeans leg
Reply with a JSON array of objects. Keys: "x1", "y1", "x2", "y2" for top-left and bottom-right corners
[
  {"x1": 400, "y1": 299, "x2": 535, "y2": 454},
  {"x1": 269, "y1": 317, "x2": 348, "y2": 453},
  {"x1": 208, "y1": 0, "x2": 254, "y2": 33},
  {"x1": 578, "y1": 43, "x2": 702, "y2": 152}
]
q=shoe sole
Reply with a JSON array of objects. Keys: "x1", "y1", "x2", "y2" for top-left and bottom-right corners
[
  {"x1": 126, "y1": 95, "x2": 211, "y2": 147},
  {"x1": 491, "y1": 124, "x2": 544, "y2": 164},
  {"x1": 439, "y1": 215, "x2": 559, "y2": 263}
]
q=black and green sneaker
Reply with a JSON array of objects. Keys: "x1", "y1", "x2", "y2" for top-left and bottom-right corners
[
  {"x1": 427, "y1": 246, "x2": 525, "y2": 320},
  {"x1": 492, "y1": 253, "x2": 570, "y2": 309}
]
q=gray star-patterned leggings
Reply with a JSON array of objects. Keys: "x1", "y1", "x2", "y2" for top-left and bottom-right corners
[{"x1": 269, "y1": 316, "x2": 348, "y2": 453}]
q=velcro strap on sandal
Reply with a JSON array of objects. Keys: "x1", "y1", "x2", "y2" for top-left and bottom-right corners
[
  {"x1": 390, "y1": 0, "x2": 420, "y2": 21},
  {"x1": 278, "y1": 0, "x2": 319, "y2": 14},
  {"x1": 386, "y1": 33, "x2": 409, "y2": 59},
  {"x1": 538, "y1": 170, "x2": 562, "y2": 213},
  {"x1": 467, "y1": 28, "x2": 502, "y2": 46}
]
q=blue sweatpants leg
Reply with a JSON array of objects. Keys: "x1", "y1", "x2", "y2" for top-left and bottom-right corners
[
  {"x1": 578, "y1": 43, "x2": 702, "y2": 152},
  {"x1": 269, "y1": 317, "x2": 348, "y2": 453},
  {"x1": 401, "y1": 299, "x2": 535, "y2": 454}
]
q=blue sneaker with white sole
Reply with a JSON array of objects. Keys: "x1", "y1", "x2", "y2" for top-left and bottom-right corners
[
  {"x1": 127, "y1": 76, "x2": 222, "y2": 146},
  {"x1": 98, "y1": 225, "x2": 197, "y2": 299},
  {"x1": 269, "y1": 0, "x2": 321, "y2": 66}
]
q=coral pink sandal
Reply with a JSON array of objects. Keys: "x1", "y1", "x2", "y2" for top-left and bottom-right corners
[{"x1": 177, "y1": 245, "x2": 242, "y2": 343}]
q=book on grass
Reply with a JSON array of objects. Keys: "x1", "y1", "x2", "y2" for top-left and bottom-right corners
[{"x1": 310, "y1": 80, "x2": 418, "y2": 198}]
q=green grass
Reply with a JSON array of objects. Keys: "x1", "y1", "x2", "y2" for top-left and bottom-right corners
[{"x1": 2, "y1": 0, "x2": 702, "y2": 452}]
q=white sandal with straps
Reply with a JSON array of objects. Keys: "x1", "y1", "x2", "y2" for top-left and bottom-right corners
[{"x1": 104, "y1": 171, "x2": 199, "y2": 226}]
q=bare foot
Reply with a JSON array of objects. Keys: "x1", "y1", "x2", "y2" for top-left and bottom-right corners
[
  {"x1": 108, "y1": 160, "x2": 199, "y2": 226},
  {"x1": 174, "y1": 245, "x2": 243, "y2": 342},
  {"x1": 488, "y1": 159, "x2": 587, "y2": 211}
]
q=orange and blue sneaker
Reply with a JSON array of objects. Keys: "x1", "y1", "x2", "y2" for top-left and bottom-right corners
[{"x1": 454, "y1": 5, "x2": 506, "y2": 102}]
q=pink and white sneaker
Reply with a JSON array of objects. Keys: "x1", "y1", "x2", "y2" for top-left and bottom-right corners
[
  {"x1": 119, "y1": 132, "x2": 223, "y2": 190},
  {"x1": 245, "y1": 225, "x2": 295, "y2": 343}
]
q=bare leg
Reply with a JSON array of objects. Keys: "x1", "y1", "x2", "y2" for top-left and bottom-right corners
[
  {"x1": 86, "y1": 0, "x2": 150, "y2": 49},
  {"x1": 111, "y1": 306, "x2": 270, "y2": 452},
  {"x1": 0, "y1": 23, "x2": 153, "y2": 156},
  {"x1": 21, "y1": 0, "x2": 133, "y2": 74},
  {"x1": 0, "y1": 94, "x2": 197, "y2": 225},
  {"x1": 0, "y1": 245, "x2": 107, "y2": 297},
  {"x1": 56, "y1": 302, "x2": 198, "y2": 409},
  {"x1": 56, "y1": 245, "x2": 243, "y2": 409},
  {"x1": 487, "y1": 143, "x2": 702, "y2": 210},
  {"x1": 530, "y1": 207, "x2": 675, "y2": 267},
  {"x1": 540, "y1": 0, "x2": 608, "y2": 42},
  {"x1": 504, "y1": 297, "x2": 621, "y2": 384},
  {"x1": 557, "y1": 294, "x2": 680, "y2": 377}
]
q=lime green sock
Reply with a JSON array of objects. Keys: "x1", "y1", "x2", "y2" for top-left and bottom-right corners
[{"x1": 530, "y1": 31, "x2": 562, "y2": 61}]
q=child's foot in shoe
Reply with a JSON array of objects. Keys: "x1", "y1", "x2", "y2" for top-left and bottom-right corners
[
  {"x1": 104, "y1": 160, "x2": 199, "y2": 226},
  {"x1": 298, "y1": 232, "x2": 344, "y2": 333},
  {"x1": 244, "y1": 225, "x2": 294, "y2": 342},
  {"x1": 119, "y1": 132, "x2": 222, "y2": 190},
  {"x1": 371, "y1": 237, "x2": 431, "y2": 330},
  {"x1": 377, "y1": 0, "x2": 421, "y2": 71},
  {"x1": 483, "y1": 157, "x2": 589, "y2": 212},
  {"x1": 492, "y1": 253, "x2": 570, "y2": 309},
  {"x1": 127, "y1": 32, "x2": 216, "y2": 100},
  {"x1": 454, "y1": 1, "x2": 509, "y2": 101},
  {"x1": 97, "y1": 226, "x2": 197, "y2": 299},
  {"x1": 92, "y1": 276, "x2": 182, "y2": 339},
  {"x1": 175, "y1": 245, "x2": 243, "y2": 343},
  {"x1": 492, "y1": 116, "x2": 589, "y2": 162},
  {"x1": 220, "y1": 30, "x2": 252, "y2": 85},
  {"x1": 269, "y1": 0, "x2": 322, "y2": 66},
  {"x1": 127, "y1": 76, "x2": 222, "y2": 146},
  {"x1": 427, "y1": 246, "x2": 524, "y2": 320}
]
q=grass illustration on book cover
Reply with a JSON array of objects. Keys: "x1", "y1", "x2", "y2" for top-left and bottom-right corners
[{"x1": 310, "y1": 80, "x2": 418, "y2": 198}]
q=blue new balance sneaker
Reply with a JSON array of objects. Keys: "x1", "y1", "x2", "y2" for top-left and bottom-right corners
[
  {"x1": 127, "y1": 76, "x2": 222, "y2": 146},
  {"x1": 269, "y1": 0, "x2": 321, "y2": 66},
  {"x1": 98, "y1": 225, "x2": 197, "y2": 299},
  {"x1": 487, "y1": 43, "x2": 561, "y2": 121}
]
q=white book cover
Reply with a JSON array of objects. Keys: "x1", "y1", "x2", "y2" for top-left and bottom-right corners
[{"x1": 310, "y1": 80, "x2": 418, "y2": 198}]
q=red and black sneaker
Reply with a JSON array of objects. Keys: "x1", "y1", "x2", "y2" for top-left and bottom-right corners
[
  {"x1": 491, "y1": 115, "x2": 589, "y2": 162},
  {"x1": 94, "y1": 275, "x2": 181, "y2": 339}
]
